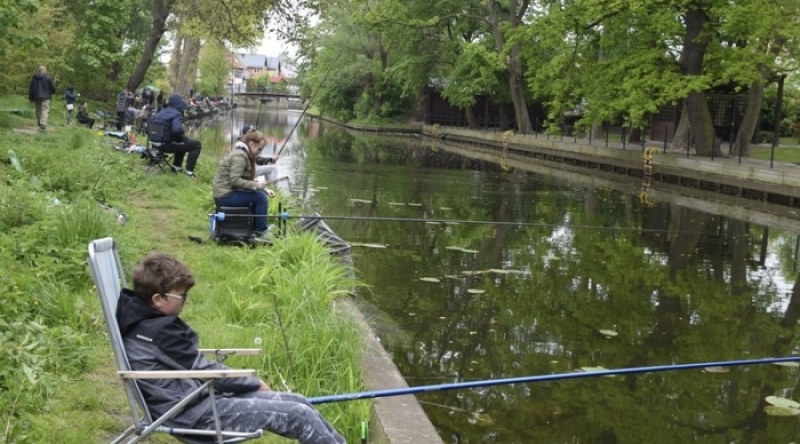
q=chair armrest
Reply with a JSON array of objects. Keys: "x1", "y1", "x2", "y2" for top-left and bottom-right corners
[
  {"x1": 199, "y1": 348, "x2": 262, "y2": 356},
  {"x1": 118, "y1": 369, "x2": 256, "y2": 379}
]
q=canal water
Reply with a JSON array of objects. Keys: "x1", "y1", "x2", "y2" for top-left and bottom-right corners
[{"x1": 207, "y1": 109, "x2": 800, "y2": 443}]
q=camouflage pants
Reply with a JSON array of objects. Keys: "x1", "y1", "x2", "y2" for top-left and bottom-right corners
[
  {"x1": 196, "y1": 391, "x2": 346, "y2": 444},
  {"x1": 35, "y1": 100, "x2": 50, "y2": 127}
]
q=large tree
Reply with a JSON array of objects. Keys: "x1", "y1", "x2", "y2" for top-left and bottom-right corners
[
  {"x1": 125, "y1": 0, "x2": 280, "y2": 92},
  {"x1": 197, "y1": 41, "x2": 231, "y2": 96},
  {"x1": 520, "y1": 0, "x2": 798, "y2": 158}
]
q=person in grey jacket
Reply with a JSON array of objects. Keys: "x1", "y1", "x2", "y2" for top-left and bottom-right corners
[
  {"x1": 28, "y1": 66, "x2": 56, "y2": 129},
  {"x1": 212, "y1": 130, "x2": 275, "y2": 237},
  {"x1": 116, "y1": 253, "x2": 345, "y2": 443}
]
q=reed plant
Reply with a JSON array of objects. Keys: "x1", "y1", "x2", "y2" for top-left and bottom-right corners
[{"x1": 0, "y1": 95, "x2": 369, "y2": 443}]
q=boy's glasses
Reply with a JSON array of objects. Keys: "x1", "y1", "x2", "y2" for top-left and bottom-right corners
[{"x1": 163, "y1": 292, "x2": 188, "y2": 302}]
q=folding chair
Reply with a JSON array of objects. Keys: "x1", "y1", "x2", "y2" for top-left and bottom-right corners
[
  {"x1": 87, "y1": 237, "x2": 264, "y2": 444},
  {"x1": 143, "y1": 120, "x2": 175, "y2": 173},
  {"x1": 95, "y1": 110, "x2": 120, "y2": 130}
]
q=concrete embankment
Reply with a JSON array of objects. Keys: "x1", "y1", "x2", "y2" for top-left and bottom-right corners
[
  {"x1": 336, "y1": 298, "x2": 444, "y2": 444},
  {"x1": 423, "y1": 125, "x2": 800, "y2": 219},
  {"x1": 313, "y1": 115, "x2": 800, "y2": 220}
]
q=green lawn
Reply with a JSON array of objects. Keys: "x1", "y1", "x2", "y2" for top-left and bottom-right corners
[
  {"x1": 0, "y1": 96, "x2": 369, "y2": 443},
  {"x1": 750, "y1": 145, "x2": 800, "y2": 163}
]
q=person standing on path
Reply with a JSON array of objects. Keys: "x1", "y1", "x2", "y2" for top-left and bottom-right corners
[{"x1": 29, "y1": 66, "x2": 56, "y2": 130}]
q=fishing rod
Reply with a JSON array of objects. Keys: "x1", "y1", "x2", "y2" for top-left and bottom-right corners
[
  {"x1": 308, "y1": 356, "x2": 800, "y2": 405},
  {"x1": 207, "y1": 211, "x2": 706, "y2": 234},
  {"x1": 272, "y1": 22, "x2": 356, "y2": 161}
]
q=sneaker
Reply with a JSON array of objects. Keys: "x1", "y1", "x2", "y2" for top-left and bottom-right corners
[
  {"x1": 169, "y1": 165, "x2": 182, "y2": 173},
  {"x1": 185, "y1": 171, "x2": 196, "y2": 178},
  {"x1": 253, "y1": 230, "x2": 272, "y2": 245}
]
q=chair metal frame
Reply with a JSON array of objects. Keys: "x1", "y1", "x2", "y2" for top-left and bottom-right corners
[
  {"x1": 87, "y1": 238, "x2": 264, "y2": 444},
  {"x1": 144, "y1": 120, "x2": 176, "y2": 173}
]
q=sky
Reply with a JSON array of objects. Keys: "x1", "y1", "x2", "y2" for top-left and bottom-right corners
[
  {"x1": 253, "y1": 33, "x2": 296, "y2": 59},
  {"x1": 156, "y1": 32, "x2": 297, "y2": 65}
]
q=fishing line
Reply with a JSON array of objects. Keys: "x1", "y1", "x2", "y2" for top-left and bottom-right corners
[
  {"x1": 254, "y1": 86, "x2": 266, "y2": 130},
  {"x1": 208, "y1": 212, "x2": 708, "y2": 235},
  {"x1": 308, "y1": 356, "x2": 800, "y2": 404},
  {"x1": 272, "y1": 9, "x2": 361, "y2": 161},
  {"x1": 228, "y1": 41, "x2": 238, "y2": 151}
]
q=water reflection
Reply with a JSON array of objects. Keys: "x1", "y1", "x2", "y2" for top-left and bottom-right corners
[{"x1": 206, "y1": 110, "x2": 800, "y2": 443}]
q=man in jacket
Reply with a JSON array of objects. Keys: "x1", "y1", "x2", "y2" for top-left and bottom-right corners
[
  {"x1": 148, "y1": 94, "x2": 202, "y2": 177},
  {"x1": 29, "y1": 66, "x2": 56, "y2": 130}
]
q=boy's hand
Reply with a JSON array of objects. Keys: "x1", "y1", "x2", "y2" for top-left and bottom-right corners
[{"x1": 258, "y1": 380, "x2": 271, "y2": 391}]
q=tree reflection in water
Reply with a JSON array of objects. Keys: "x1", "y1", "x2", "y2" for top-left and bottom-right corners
[{"x1": 213, "y1": 112, "x2": 800, "y2": 443}]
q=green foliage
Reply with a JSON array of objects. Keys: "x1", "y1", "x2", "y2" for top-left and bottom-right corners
[
  {"x1": 197, "y1": 41, "x2": 230, "y2": 96},
  {"x1": 0, "y1": 0, "x2": 40, "y2": 57},
  {"x1": 441, "y1": 43, "x2": 503, "y2": 108}
]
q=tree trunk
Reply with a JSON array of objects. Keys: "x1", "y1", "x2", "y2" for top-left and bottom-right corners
[
  {"x1": 682, "y1": 8, "x2": 718, "y2": 157},
  {"x1": 591, "y1": 123, "x2": 604, "y2": 140},
  {"x1": 508, "y1": 46, "x2": 532, "y2": 133},
  {"x1": 486, "y1": 0, "x2": 532, "y2": 133},
  {"x1": 629, "y1": 127, "x2": 642, "y2": 143},
  {"x1": 168, "y1": 33, "x2": 183, "y2": 91},
  {"x1": 465, "y1": 104, "x2": 477, "y2": 129},
  {"x1": 686, "y1": 91, "x2": 716, "y2": 156},
  {"x1": 126, "y1": 0, "x2": 176, "y2": 91},
  {"x1": 672, "y1": 105, "x2": 690, "y2": 150},
  {"x1": 176, "y1": 37, "x2": 200, "y2": 96},
  {"x1": 417, "y1": 86, "x2": 430, "y2": 123},
  {"x1": 732, "y1": 82, "x2": 764, "y2": 157}
]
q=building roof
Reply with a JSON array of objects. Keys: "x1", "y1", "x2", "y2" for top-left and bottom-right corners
[
  {"x1": 265, "y1": 57, "x2": 280, "y2": 70},
  {"x1": 227, "y1": 52, "x2": 245, "y2": 70},
  {"x1": 269, "y1": 74, "x2": 291, "y2": 84},
  {"x1": 239, "y1": 53, "x2": 281, "y2": 70},
  {"x1": 239, "y1": 53, "x2": 265, "y2": 69}
]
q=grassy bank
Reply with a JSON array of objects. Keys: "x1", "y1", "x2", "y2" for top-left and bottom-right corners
[{"x1": 0, "y1": 96, "x2": 369, "y2": 443}]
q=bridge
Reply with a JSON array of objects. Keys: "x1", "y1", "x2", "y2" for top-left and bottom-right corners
[{"x1": 234, "y1": 89, "x2": 301, "y2": 100}]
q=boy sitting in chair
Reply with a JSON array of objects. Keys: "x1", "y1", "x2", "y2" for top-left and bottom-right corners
[{"x1": 116, "y1": 253, "x2": 346, "y2": 443}]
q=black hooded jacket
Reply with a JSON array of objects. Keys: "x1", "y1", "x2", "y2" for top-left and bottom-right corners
[
  {"x1": 29, "y1": 73, "x2": 55, "y2": 101},
  {"x1": 116, "y1": 289, "x2": 261, "y2": 426},
  {"x1": 149, "y1": 94, "x2": 187, "y2": 143}
]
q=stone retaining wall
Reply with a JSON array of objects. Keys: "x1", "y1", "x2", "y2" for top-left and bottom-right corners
[{"x1": 335, "y1": 298, "x2": 444, "y2": 444}]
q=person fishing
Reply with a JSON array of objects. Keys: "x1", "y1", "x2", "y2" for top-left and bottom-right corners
[
  {"x1": 117, "y1": 252, "x2": 346, "y2": 443},
  {"x1": 213, "y1": 129, "x2": 276, "y2": 239},
  {"x1": 240, "y1": 125, "x2": 279, "y2": 179}
]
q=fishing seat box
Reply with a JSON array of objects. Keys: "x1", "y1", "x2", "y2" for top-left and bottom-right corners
[{"x1": 213, "y1": 205, "x2": 254, "y2": 243}]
